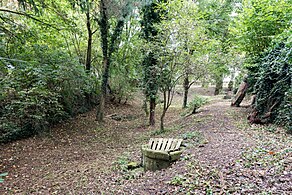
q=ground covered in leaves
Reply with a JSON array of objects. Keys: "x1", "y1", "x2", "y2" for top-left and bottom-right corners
[{"x1": 1, "y1": 86, "x2": 291, "y2": 194}]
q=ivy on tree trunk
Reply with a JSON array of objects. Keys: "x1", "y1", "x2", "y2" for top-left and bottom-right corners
[
  {"x1": 141, "y1": 0, "x2": 165, "y2": 126},
  {"x1": 96, "y1": 0, "x2": 130, "y2": 122}
]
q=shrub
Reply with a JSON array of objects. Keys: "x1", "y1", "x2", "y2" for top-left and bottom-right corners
[
  {"x1": 251, "y1": 30, "x2": 292, "y2": 132},
  {"x1": 188, "y1": 95, "x2": 208, "y2": 114},
  {"x1": 0, "y1": 49, "x2": 99, "y2": 143}
]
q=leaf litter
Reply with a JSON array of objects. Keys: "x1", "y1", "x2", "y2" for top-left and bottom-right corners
[{"x1": 0, "y1": 87, "x2": 291, "y2": 194}]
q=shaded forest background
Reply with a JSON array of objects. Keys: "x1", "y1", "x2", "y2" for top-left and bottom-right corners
[{"x1": 0, "y1": 0, "x2": 291, "y2": 143}]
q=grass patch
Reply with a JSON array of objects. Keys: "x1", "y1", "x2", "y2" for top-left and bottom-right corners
[
  {"x1": 112, "y1": 153, "x2": 143, "y2": 181},
  {"x1": 168, "y1": 175, "x2": 188, "y2": 186},
  {"x1": 113, "y1": 153, "x2": 131, "y2": 172},
  {"x1": 150, "y1": 125, "x2": 179, "y2": 136},
  {"x1": 167, "y1": 160, "x2": 220, "y2": 194},
  {"x1": 181, "y1": 131, "x2": 207, "y2": 146}
]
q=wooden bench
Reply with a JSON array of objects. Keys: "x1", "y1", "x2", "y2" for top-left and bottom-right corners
[{"x1": 141, "y1": 138, "x2": 183, "y2": 171}]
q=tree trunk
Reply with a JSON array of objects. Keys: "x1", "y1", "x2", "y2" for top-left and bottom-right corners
[
  {"x1": 183, "y1": 75, "x2": 189, "y2": 108},
  {"x1": 149, "y1": 97, "x2": 156, "y2": 126},
  {"x1": 85, "y1": 11, "x2": 92, "y2": 72},
  {"x1": 160, "y1": 90, "x2": 168, "y2": 131},
  {"x1": 250, "y1": 94, "x2": 256, "y2": 106},
  {"x1": 248, "y1": 99, "x2": 278, "y2": 124},
  {"x1": 97, "y1": 60, "x2": 110, "y2": 121},
  {"x1": 96, "y1": 0, "x2": 109, "y2": 122},
  {"x1": 231, "y1": 78, "x2": 248, "y2": 107},
  {"x1": 214, "y1": 76, "x2": 223, "y2": 95},
  {"x1": 84, "y1": 10, "x2": 93, "y2": 108},
  {"x1": 160, "y1": 111, "x2": 165, "y2": 132}
]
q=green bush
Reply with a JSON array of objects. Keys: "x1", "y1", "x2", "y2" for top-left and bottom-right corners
[
  {"x1": 188, "y1": 95, "x2": 208, "y2": 114},
  {"x1": 252, "y1": 30, "x2": 292, "y2": 132},
  {"x1": 0, "y1": 88, "x2": 64, "y2": 142},
  {"x1": 276, "y1": 87, "x2": 292, "y2": 133},
  {"x1": 0, "y1": 48, "x2": 99, "y2": 143}
]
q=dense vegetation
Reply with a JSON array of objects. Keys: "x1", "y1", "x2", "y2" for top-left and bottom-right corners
[
  {"x1": 252, "y1": 32, "x2": 292, "y2": 132},
  {"x1": 232, "y1": 0, "x2": 292, "y2": 132},
  {"x1": 0, "y1": 0, "x2": 291, "y2": 143}
]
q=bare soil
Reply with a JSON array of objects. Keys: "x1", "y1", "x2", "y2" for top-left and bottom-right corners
[{"x1": 1, "y1": 86, "x2": 291, "y2": 194}]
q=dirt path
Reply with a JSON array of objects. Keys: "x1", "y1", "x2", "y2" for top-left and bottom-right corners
[
  {"x1": 115, "y1": 100, "x2": 291, "y2": 194},
  {"x1": 112, "y1": 100, "x2": 252, "y2": 194},
  {"x1": 1, "y1": 93, "x2": 291, "y2": 194},
  {"x1": 191, "y1": 101, "x2": 253, "y2": 167}
]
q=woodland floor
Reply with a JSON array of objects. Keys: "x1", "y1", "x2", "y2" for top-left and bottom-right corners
[{"x1": 0, "y1": 86, "x2": 291, "y2": 194}]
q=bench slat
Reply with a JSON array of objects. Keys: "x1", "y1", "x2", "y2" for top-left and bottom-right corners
[
  {"x1": 147, "y1": 138, "x2": 182, "y2": 152},
  {"x1": 174, "y1": 139, "x2": 182, "y2": 150},
  {"x1": 170, "y1": 139, "x2": 177, "y2": 151},
  {"x1": 148, "y1": 138, "x2": 154, "y2": 149},
  {"x1": 165, "y1": 138, "x2": 173, "y2": 151},
  {"x1": 152, "y1": 139, "x2": 158, "y2": 150},
  {"x1": 156, "y1": 138, "x2": 164, "y2": 150},
  {"x1": 161, "y1": 138, "x2": 168, "y2": 151}
]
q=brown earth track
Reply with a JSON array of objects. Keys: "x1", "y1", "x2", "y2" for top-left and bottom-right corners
[{"x1": 1, "y1": 87, "x2": 291, "y2": 194}]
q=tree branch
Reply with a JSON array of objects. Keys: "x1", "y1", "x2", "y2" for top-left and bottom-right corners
[
  {"x1": 92, "y1": 29, "x2": 98, "y2": 35},
  {"x1": 188, "y1": 80, "x2": 196, "y2": 88},
  {"x1": 0, "y1": 8, "x2": 61, "y2": 30}
]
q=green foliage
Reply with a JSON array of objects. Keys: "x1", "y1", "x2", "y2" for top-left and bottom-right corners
[
  {"x1": 277, "y1": 88, "x2": 292, "y2": 132},
  {"x1": 0, "y1": 172, "x2": 8, "y2": 183},
  {"x1": 141, "y1": 0, "x2": 166, "y2": 41},
  {"x1": 188, "y1": 95, "x2": 209, "y2": 114},
  {"x1": 196, "y1": 0, "x2": 236, "y2": 88},
  {"x1": 169, "y1": 175, "x2": 188, "y2": 186},
  {"x1": 0, "y1": 48, "x2": 98, "y2": 143},
  {"x1": 113, "y1": 153, "x2": 143, "y2": 180},
  {"x1": 110, "y1": 16, "x2": 144, "y2": 103},
  {"x1": 114, "y1": 154, "x2": 131, "y2": 172},
  {"x1": 230, "y1": 0, "x2": 291, "y2": 131},
  {"x1": 182, "y1": 131, "x2": 204, "y2": 143},
  {"x1": 253, "y1": 30, "x2": 292, "y2": 132},
  {"x1": 232, "y1": 0, "x2": 292, "y2": 58},
  {"x1": 140, "y1": 0, "x2": 166, "y2": 101},
  {"x1": 0, "y1": 0, "x2": 101, "y2": 142}
]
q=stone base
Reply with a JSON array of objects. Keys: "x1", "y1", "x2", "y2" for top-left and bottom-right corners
[
  {"x1": 143, "y1": 156, "x2": 170, "y2": 171},
  {"x1": 141, "y1": 145, "x2": 183, "y2": 171}
]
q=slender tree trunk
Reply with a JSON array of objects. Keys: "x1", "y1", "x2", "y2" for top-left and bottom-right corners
[
  {"x1": 160, "y1": 91, "x2": 167, "y2": 131},
  {"x1": 97, "y1": 94, "x2": 105, "y2": 121},
  {"x1": 84, "y1": 11, "x2": 93, "y2": 108},
  {"x1": 228, "y1": 71, "x2": 235, "y2": 91},
  {"x1": 85, "y1": 11, "x2": 92, "y2": 73},
  {"x1": 149, "y1": 97, "x2": 156, "y2": 126},
  {"x1": 146, "y1": 54, "x2": 158, "y2": 126},
  {"x1": 160, "y1": 111, "x2": 165, "y2": 132},
  {"x1": 183, "y1": 75, "x2": 189, "y2": 108}
]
